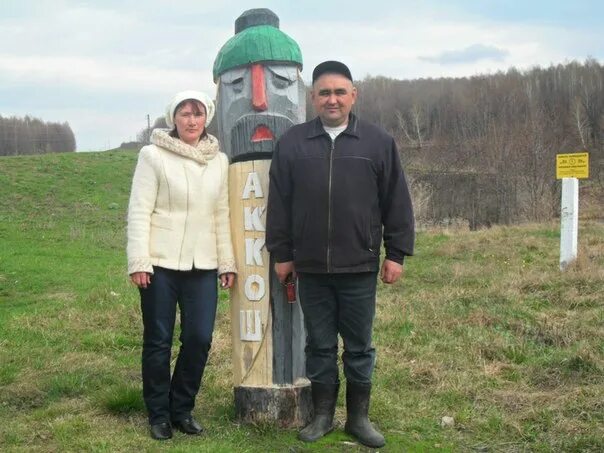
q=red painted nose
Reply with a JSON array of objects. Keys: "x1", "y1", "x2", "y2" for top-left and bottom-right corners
[{"x1": 251, "y1": 63, "x2": 268, "y2": 111}]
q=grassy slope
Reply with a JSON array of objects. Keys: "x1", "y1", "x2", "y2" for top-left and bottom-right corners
[{"x1": 0, "y1": 151, "x2": 602, "y2": 452}]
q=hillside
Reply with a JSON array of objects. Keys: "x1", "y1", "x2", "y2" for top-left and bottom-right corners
[{"x1": 0, "y1": 151, "x2": 603, "y2": 452}]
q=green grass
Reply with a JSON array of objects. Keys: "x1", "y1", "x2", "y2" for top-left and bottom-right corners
[{"x1": 1, "y1": 151, "x2": 603, "y2": 452}]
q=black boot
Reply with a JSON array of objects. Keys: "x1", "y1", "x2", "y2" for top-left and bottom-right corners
[
  {"x1": 298, "y1": 382, "x2": 339, "y2": 442},
  {"x1": 344, "y1": 382, "x2": 385, "y2": 448},
  {"x1": 149, "y1": 422, "x2": 172, "y2": 440}
]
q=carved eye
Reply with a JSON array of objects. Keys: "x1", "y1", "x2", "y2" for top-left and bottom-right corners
[
  {"x1": 272, "y1": 73, "x2": 293, "y2": 90},
  {"x1": 230, "y1": 77, "x2": 244, "y2": 93}
]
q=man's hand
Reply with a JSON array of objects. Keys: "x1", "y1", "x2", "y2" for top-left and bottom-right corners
[
  {"x1": 219, "y1": 272, "x2": 236, "y2": 289},
  {"x1": 380, "y1": 259, "x2": 403, "y2": 284},
  {"x1": 275, "y1": 261, "x2": 296, "y2": 283},
  {"x1": 130, "y1": 272, "x2": 151, "y2": 289}
]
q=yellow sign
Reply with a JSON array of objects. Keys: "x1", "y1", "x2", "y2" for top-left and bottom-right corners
[{"x1": 556, "y1": 152, "x2": 589, "y2": 179}]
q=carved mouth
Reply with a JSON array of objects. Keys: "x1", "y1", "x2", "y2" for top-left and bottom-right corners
[{"x1": 251, "y1": 125, "x2": 274, "y2": 142}]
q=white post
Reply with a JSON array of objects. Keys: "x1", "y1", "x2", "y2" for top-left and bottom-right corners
[{"x1": 560, "y1": 177, "x2": 579, "y2": 270}]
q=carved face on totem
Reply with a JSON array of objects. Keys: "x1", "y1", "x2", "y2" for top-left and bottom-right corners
[{"x1": 213, "y1": 8, "x2": 305, "y2": 162}]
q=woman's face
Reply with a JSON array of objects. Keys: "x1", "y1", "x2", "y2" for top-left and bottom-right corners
[{"x1": 174, "y1": 100, "x2": 206, "y2": 145}]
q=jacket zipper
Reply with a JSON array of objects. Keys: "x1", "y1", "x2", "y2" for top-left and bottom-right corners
[{"x1": 327, "y1": 138, "x2": 335, "y2": 272}]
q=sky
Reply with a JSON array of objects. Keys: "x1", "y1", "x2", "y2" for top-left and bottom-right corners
[{"x1": 1, "y1": 0, "x2": 603, "y2": 151}]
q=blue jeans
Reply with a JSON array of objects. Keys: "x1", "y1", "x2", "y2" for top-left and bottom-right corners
[
  {"x1": 139, "y1": 266, "x2": 218, "y2": 425},
  {"x1": 297, "y1": 272, "x2": 378, "y2": 385}
]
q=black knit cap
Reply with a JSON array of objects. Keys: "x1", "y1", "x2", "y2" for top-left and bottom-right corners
[{"x1": 312, "y1": 60, "x2": 353, "y2": 83}]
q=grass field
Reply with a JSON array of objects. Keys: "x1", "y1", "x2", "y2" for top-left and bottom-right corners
[{"x1": 0, "y1": 151, "x2": 602, "y2": 452}]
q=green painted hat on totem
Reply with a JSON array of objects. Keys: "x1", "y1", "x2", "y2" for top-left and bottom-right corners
[{"x1": 213, "y1": 8, "x2": 303, "y2": 82}]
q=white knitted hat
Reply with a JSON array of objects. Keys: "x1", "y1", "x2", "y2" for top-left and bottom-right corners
[{"x1": 165, "y1": 90, "x2": 215, "y2": 128}]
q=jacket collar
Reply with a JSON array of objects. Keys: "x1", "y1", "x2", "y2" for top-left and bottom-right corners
[
  {"x1": 151, "y1": 129, "x2": 219, "y2": 165},
  {"x1": 307, "y1": 113, "x2": 360, "y2": 139}
]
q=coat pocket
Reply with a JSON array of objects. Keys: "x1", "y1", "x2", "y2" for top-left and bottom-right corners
[
  {"x1": 369, "y1": 223, "x2": 381, "y2": 254},
  {"x1": 149, "y1": 215, "x2": 173, "y2": 259},
  {"x1": 150, "y1": 214, "x2": 172, "y2": 230}
]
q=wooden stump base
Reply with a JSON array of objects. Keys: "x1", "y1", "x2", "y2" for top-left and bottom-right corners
[{"x1": 234, "y1": 382, "x2": 312, "y2": 427}]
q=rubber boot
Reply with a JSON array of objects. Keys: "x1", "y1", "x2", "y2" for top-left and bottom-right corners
[
  {"x1": 344, "y1": 382, "x2": 385, "y2": 448},
  {"x1": 298, "y1": 382, "x2": 339, "y2": 442}
]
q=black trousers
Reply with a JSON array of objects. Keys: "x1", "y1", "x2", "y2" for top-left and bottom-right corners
[
  {"x1": 297, "y1": 272, "x2": 378, "y2": 385},
  {"x1": 139, "y1": 267, "x2": 218, "y2": 425}
]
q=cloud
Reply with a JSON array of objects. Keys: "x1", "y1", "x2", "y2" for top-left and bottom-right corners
[
  {"x1": 419, "y1": 44, "x2": 510, "y2": 65},
  {"x1": 0, "y1": 54, "x2": 214, "y2": 95},
  {"x1": 1, "y1": 1, "x2": 602, "y2": 151}
]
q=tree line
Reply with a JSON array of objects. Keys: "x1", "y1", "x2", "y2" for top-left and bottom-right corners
[
  {"x1": 350, "y1": 58, "x2": 603, "y2": 225},
  {"x1": 0, "y1": 116, "x2": 76, "y2": 156}
]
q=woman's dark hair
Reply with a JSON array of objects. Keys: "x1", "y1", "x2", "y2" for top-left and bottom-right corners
[{"x1": 169, "y1": 99, "x2": 208, "y2": 140}]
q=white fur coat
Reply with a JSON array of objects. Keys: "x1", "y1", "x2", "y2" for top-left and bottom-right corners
[{"x1": 127, "y1": 129, "x2": 236, "y2": 275}]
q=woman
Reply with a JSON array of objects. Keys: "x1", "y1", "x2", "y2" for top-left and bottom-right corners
[{"x1": 127, "y1": 90, "x2": 236, "y2": 440}]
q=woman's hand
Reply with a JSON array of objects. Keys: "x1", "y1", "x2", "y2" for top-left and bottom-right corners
[
  {"x1": 219, "y1": 272, "x2": 235, "y2": 289},
  {"x1": 130, "y1": 272, "x2": 152, "y2": 289}
]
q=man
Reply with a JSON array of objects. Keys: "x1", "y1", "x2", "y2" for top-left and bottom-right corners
[{"x1": 266, "y1": 61, "x2": 415, "y2": 448}]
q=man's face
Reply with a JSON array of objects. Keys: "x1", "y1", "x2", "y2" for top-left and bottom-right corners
[
  {"x1": 216, "y1": 63, "x2": 305, "y2": 160},
  {"x1": 311, "y1": 73, "x2": 357, "y2": 127}
]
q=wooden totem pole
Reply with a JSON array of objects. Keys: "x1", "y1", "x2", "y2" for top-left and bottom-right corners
[{"x1": 213, "y1": 8, "x2": 311, "y2": 426}]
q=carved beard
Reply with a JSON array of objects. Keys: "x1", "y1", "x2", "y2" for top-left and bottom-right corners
[{"x1": 229, "y1": 114, "x2": 294, "y2": 162}]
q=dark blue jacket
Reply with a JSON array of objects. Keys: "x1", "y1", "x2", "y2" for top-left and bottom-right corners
[{"x1": 266, "y1": 114, "x2": 414, "y2": 273}]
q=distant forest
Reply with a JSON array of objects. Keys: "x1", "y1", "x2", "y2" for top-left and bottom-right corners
[
  {"x1": 0, "y1": 116, "x2": 76, "y2": 156},
  {"x1": 349, "y1": 59, "x2": 604, "y2": 225}
]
